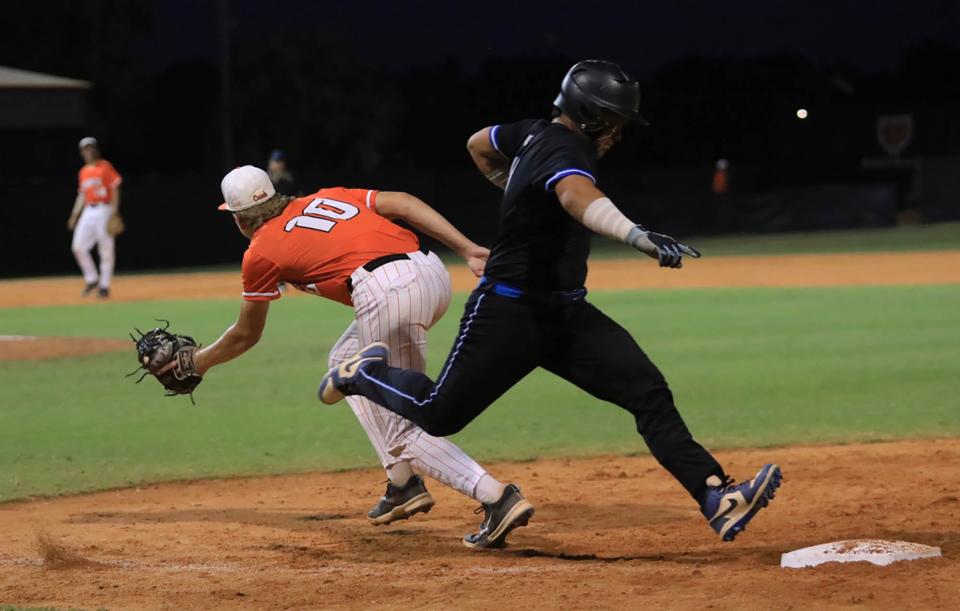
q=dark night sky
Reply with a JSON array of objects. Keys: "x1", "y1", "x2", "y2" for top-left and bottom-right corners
[{"x1": 151, "y1": 0, "x2": 957, "y2": 76}]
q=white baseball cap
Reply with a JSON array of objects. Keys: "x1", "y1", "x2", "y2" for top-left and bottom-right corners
[
  {"x1": 78, "y1": 136, "x2": 98, "y2": 149},
  {"x1": 218, "y1": 165, "x2": 276, "y2": 211}
]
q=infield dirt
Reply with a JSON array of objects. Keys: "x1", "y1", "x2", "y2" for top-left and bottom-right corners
[
  {"x1": 0, "y1": 440, "x2": 957, "y2": 610},
  {"x1": 2, "y1": 250, "x2": 960, "y2": 308},
  {"x1": 0, "y1": 335, "x2": 130, "y2": 361}
]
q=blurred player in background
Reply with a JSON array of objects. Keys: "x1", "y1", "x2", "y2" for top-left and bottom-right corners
[
  {"x1": 267, "y1": 149, "x2": 302, "y2": 196},
  {"x1": 67, "y1": 137, "x2": 123, "y2": 298}
]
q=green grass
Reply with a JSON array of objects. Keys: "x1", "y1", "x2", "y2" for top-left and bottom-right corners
[
  {"x1": 679, "y1": 222, "x2": 960, "y2": 255},
  {"x1": 592, "y1": 222, "x2": 960, "y2": 258},
  {"x1": 1, "y1": 284, "x2": 958, "y2": 502}
]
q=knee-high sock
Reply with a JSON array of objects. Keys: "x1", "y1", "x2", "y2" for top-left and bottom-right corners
[{"x1": 347, "y1": 393, "x2": 499, "y2": 501}]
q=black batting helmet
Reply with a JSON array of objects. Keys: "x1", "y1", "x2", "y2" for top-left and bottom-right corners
[{"x1": 553, "y1": 60, "x2": 649, "y2": 134}]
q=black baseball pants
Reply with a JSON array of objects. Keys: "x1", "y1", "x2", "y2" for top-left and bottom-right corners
[{"x1": 351, "y1": 285, "x2": 725, "y2": 501}]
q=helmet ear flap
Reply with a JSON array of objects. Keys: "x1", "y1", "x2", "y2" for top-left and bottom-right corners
[
  {"x1": 577, "y1": 103, "x2": 606, "y2": 135},
  {"x1": 554, "y1": 81, "x2": 605, "y2": 134}
]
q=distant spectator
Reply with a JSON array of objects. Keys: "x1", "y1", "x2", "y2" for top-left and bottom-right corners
[
  {"x1": 266, "y1": 149, "x2": 301, "y2": 196},
  {"x1": 712, "y1": 158, "x2": 729, "y2": 194}
]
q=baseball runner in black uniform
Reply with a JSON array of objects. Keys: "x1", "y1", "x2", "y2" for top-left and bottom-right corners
[{"x1": 321, "y1": 60, "x2": 782, "y2": 549}]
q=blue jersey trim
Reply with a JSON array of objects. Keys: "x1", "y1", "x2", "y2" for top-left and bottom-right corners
[
  {"x1": 360, "y1": 369, "x2": 420, "y2": 403},
  {"x1": 493, "y1": 283, "x2": 523, "y2": 299},
  {"x1": 544, "y1": 168, "x2": 596, "y2": 191},
  {"x1": 489, "y1": 125, "x2": 502, "y2": 153}
]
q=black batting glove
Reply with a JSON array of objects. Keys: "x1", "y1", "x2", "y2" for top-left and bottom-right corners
[
  {"x1": 646, "y1": 231, "x2": 701, "y2": 268},
  {"x1": 626, "y1": 226, "x2": 701, "y2": 268}
]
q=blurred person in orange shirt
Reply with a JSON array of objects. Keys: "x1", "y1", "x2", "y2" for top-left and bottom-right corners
[{"x1": 67, "y1": 137, "x2": 122, "y2": 298}]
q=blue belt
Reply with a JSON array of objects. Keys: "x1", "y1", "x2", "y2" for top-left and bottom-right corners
[{"x1": 478, "y1": 277, "x2": 587, "y2": 306}]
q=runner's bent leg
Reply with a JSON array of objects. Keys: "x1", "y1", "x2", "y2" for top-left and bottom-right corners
[
  {"x1": 541, "y1": 302, "x2": 725, "y2": 501},
  {"x1": 353, "y1": 290, "x2": 539, "y2": 436}
]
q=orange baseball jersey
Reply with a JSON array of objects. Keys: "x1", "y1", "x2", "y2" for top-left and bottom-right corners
[
  {"x1": 242, "y1": 187, "x2": 420, "y2": 305},
  {"x1": 78, "y1": 159, "x2": 122, "y2": 205}
]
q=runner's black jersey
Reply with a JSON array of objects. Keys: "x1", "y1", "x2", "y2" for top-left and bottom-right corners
[{"x1": 481, "y1": 119, "x2": 599, "y2": 290}]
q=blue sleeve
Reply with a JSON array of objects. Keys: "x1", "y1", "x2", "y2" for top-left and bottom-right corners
[{"x1": 489, "y1": 119, "x2": 540, "y2": 159}]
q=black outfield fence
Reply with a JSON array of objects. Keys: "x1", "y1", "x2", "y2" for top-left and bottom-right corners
[{"x1": 2, "y1": 159, "x2": 958, "y2": 279}]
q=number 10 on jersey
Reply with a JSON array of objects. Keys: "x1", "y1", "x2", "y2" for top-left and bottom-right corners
[{"x1": 284, "y1": 198, "x2": 359, "y2": 233}]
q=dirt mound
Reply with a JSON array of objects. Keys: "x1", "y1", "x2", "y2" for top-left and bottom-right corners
[
  {"x1": 0, "y1": 335, "x2": 130, "y2": 361},
  {"x1": 35, "y1": 532, "x2": 102, "y2": 570},
  {"x1": 0, "y1": 439, "x2": 957, "y2": 609}
]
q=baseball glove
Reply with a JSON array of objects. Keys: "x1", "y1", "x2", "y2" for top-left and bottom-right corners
[
  {"x1": 107, "y1": 214, "x2": 125, "y2": 237},
  {"x1": 128, "y1": 320, "x2": 202, "y2": 402}
]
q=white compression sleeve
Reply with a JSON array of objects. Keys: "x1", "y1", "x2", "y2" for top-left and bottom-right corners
[
  {"x1": 581, "y1": 197, "x2": 657, "y2": 252},
  {"x1": 581, "y1": 197, "x2": 635, "y2": 241}
]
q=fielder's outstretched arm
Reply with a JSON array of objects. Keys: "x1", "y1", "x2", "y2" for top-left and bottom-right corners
[
  {"x1": 194, "y1": 300, "x2": 269, "y2": 374},
  {"x1": 376, "y1": 191, "x2": 489, "y2": 278},
  {"x1": 467, "y1": 127, "x2": 509, "y2": 189},
  {"x1": 554, "y1": 174, "x2": 700, "y2": 269}
]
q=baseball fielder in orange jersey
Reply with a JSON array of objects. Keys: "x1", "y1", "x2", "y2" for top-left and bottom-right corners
[
  {"x1": 67, "y1": 137, "x2": 122, "y2": 298},
  {"x1": 188, "y1": 166, "x2": 533, "y2": 547}
]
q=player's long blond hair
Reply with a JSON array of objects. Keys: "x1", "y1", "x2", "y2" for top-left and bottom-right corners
[{"x1": 235, "y1": 194, "x2": 295, "y2": 233}]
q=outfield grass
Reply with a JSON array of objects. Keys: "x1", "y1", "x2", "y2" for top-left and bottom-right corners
[
  {"x1": 591, "y1": 221, "x2": 960, "y2": 258},
  {"x1": 1, "y1": 283, "x2": 958, "y2": 502}
]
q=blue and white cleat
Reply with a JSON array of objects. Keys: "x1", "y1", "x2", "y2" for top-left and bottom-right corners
[
  {"x1": 701, "y1": 463, "x2": 782, "y2": 542},
  {"x1": 318, "y1": 342, "x2": 389, "y2": 404}
]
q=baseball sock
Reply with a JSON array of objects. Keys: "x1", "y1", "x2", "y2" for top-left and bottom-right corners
[
  {"x1": 474, "y1": 474, "x2": 507, "y2": 504},
  {"x1": 386, "y1": 461, "x2": 415, "y2": 487}
]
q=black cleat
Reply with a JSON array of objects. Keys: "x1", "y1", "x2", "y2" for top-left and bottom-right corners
[
  {"x1": 367, "y1": 475, "x2": 435, "y2": 525},
  {"x1": 463, "y1": 484, "x2": 534, "y2": 549},
  {"x1": 97, "y1": 287, "x2": 110, "y2": 299},
  {"x1": 82, "y1": 282, "x2": 97, "y2": 296}
]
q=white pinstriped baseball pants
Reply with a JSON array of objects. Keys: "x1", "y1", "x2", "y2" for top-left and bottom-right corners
[{"x1": 328, "y1": 250, "x2": 490, "y2": 499}]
